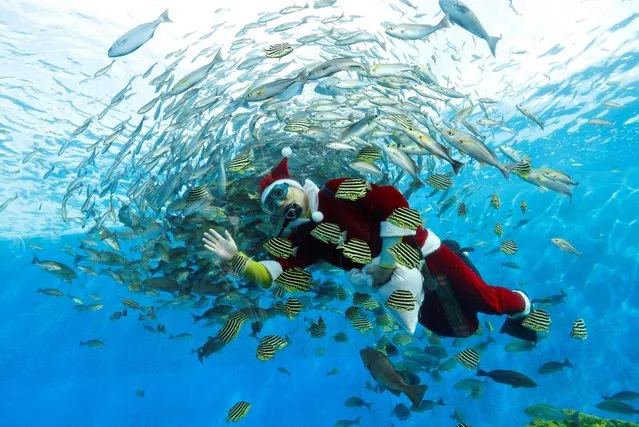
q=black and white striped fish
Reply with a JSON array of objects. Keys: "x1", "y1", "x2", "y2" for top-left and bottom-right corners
[
  {"x1": 264, "y1": 42, "x2": 294, "y2": 58},
  {"x1": 309, "y1": 315, "x2": 327, "y2": 338},
  {"x1": 186, "y1": 185, "x2": 211, "y2": 202},
  {"x1": 229, "y1": 253, "x2": 249, "y2": 275},
  {"x1": 376, "y1": 313, "x2": 398, "y2": 331},
  {"x1": 228, "y1": 150, "x2": 254, "y2": 172},
  {"x1": 284, "y1": 297, "x2": 303, "y2": 319},
  {"x1": 522, "y1": 309, "x2": 551, "y2": 332},
  {"x1": 426, "y1": 174, "x2": 453, "y2": 190},
  {"x1": 338, "y1": 238, "x2": 372, "y2": 264},
  {"x1": 570, "y1": 318, "x2": 587, "y2": 340},
  {"x1": 385, "y1": 289, "x2": 416, "y2": 311},
  {"x1": 491, "y1": 193, "x2": 501, "y2": 209},
  {"x1": 389, "y1": 242, "x2": 422, "y2": 269},
  {"x1": 500, "y1": 240, "x2": 518, "y2": 255},
  {"x1": 494, "y1": 222, "x2": 504, "y2": 237},
  {"x1": 226, "y1": 401, "x2": 251, "y2": 423},
  {"x1": 455, "y1": 348, "x2": 480, "y2": 370},
  {"x1": 271, "y1": 285, "x2": 285, "y2": 298},
  {"x1": 387, "y1": 207, "x2": 422, "y2": 230},
  {"x1": 263, "y1": 237, "x2": 298, "y2": 259},
  {"x1": 356, "y1": 146, "x2": 382, "y2": 164},
  {"x1": 335, "y1": 178, "x2": 371, "y2": 201},
  {"x1": 274, "y1": 267, "x2": 313, "y2": 292},
  {"x1": 311, "y1": 222, "x2": 346, "y2": 245}
]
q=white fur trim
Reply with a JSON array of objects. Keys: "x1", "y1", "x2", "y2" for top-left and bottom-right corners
[
  {"x1": 281, "y1": 147, "x2": 292, "y2": 157},
  {"x1": 312, "y1": 211, "x2": 324, "y2": 222},
  {"x1": 260, "y1": 179, "x2": 303, "y2": 205},
  {"x1": 420, "y1": 228, "x2": 441, "y2": 256},
  {"x1": 380, "y1": 221, "x2": 417, "y2": 237},
  {"x1": 258, "y1": 260, "x2": 283, "y2": 282},
  {"x1": 509, "y1": 290, "x2": 532, "y2": 318}
]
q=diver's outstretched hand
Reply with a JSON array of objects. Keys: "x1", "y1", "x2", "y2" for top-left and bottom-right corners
[
  {"x1": 202, "y1": 229, "x2": 238, "y2": 261},
  {"x1": 363, "y1": 264, "x2": 395, "y2": 288}
]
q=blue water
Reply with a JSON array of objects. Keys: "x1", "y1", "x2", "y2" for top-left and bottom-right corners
[{"x1": 1, "y1": 1, "x2": 639, "y2": 426}]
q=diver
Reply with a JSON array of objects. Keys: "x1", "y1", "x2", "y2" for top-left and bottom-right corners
[{"x1": 203, "y1": 148, "x2": 536, "y2": 341}]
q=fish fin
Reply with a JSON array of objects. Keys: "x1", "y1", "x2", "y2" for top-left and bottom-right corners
[
  {"x1": 158, "y1": 9, "x2": 172, "y2": 23},
  {"x1": 405, "y1": 384, "x2": 428, "y2": 406},
  {"x1": 291, "y1": 247, "x2": 299, "y2": 257},
  {"x1": 564, "y1": 358, "x2": 574, "y2": 368},
  {"x1": 389, "y1": 388, "x2": 401, "y2": 396},
  {"x1": 438, "y1": 397, "x2": 445, "y2": 405},
  {"x1": 32, "y1": 255, "x2": 40, "y2": 264},
  {"x1": 499, "y1": 162, "x2": 519, "y2": 179},
  {"x1": 488, "y1": 35, "x2": 501, "y2": 57},
  {"x1": 438, "y1": 14, "x2": 451, "y2": 29}
]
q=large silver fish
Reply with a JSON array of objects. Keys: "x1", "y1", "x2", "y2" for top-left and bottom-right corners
[
  {"x1": 108, "y1": 10, "x2": 172, "y2": 58},
  {"x1": 441, "y1": 128, "x2": 516, "y2": 179},
  {"x1": 383, "y1": 15, "x2": 450, "y2": 40},
  {"x1": 438, "y1": 0, "x2": 501, "y2": 56}
]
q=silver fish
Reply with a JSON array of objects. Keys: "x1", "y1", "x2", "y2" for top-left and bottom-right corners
[
  {"x1": 108, "y1": 9, "x2": 172, "y2": 57},
  {"x1": 439, "y1": 0, "x2": 501, "y2": 56}
]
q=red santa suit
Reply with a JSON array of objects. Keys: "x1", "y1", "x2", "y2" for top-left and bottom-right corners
[{"x1": 257, "y1": 152, "x2": 530, "y2": 337}]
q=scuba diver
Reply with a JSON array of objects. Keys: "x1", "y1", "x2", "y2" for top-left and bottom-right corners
[{"x1": 202, "y1": 148, "x2": 536, "y2": 341}]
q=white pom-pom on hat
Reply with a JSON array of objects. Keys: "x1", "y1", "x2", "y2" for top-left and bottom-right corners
[
  {"x1": 312, "y1": 211, "x2": 324, "y2": 223},
  {"x1": 281, "y1": 147, "x2": 292, "y2": 158}
]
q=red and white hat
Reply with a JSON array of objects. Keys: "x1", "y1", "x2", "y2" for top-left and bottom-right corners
[{"x1": 259, "y1": 147, "x2": 302, "y2": 204}]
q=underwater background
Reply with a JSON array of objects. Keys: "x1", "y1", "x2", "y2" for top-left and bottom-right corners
[{"x1": 0, "y1": 0, "x2": 638, "y2": 426}]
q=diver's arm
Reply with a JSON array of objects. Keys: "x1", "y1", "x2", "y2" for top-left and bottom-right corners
[{"x1": 378, "y1": 236, "x2": 402, "y2": 268}]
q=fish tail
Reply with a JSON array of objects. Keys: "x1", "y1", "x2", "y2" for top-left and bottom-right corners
[
  {"x1": 499, "y1": 162, "x2": 519, "y2": 179},
  {"x1": 296, "y1": 69, "x2": 309, "y2": 82},
  {"x1": 158, "y1": 9, "x2": 172, "y2": 23},
  {"x1": 564, "y1": 358, "x2": 574, "y2": 368},
  {"x1": 477, "y1": 369, "x2": 488, "y2": 377},
  {"x1": 438, "y1": 397, "x2": 445, "y2": 405},
  {"x1": 192, "y1": 314, "x2": 201, "y2": 324},
  {"x1": 488, "y1": 35, "x2": 501, "y2": 57},
  {"x1": 438, "y1": 14, "x2": 451, "y2": 29},
  {"x1": 32, "y1": 255, "x2": 39, "y2": 264},
  {"x1": 451, "y1": 159, "x2": 464, "y2": 175},
  {"x1": 405, "y1": 384, "x2": 428, "y2": 407}
]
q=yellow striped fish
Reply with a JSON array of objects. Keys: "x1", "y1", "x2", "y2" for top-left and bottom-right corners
[
  {"x1": 387, "y1": 207, "x2": 422, "y2": 230},
  {"x1": 356, "y1": 146, "x2": 382, "y2": 164},
  {"x1": 338, "y1": 238, "x2": 372, "y2": 264},
  {"x1": 274, "y1": 267, "x2": 313, "y2": 292},
  {"x1": 512, "y1": 159, "x2": 532, "y2": 176},
  {"x1": 392, "y1": 332, "x2": 413, "y2": 346},
  {"x1": 491, "y1": 193, "x2": 501, "y2": 209},
  {"x1": 457, "y1": 202, "x2": 468, "y2": 217},
  {"x1": 426, "y1": 174, "x2": 453, "y2": 190},
  {"x1": 228, "y1": 149, "x2": 254, "y2": 172},
  {"x1": 284, "y1": 297, "x2": 303, "y2": 319},
  {"x1": 494, "y1": 222, "x2": 503, "y2": 237},
  {"x1": 217, "y1": 317, "x2": 245, "y2": 344},
  {"x1": 345, "y1": 305, "x2": 362, "y2": 321},
  {"x1": 352, "y1": 292, "x2": 380, "y2": 310},
  {"x1": 271, "y1": 285, "x2": 285, "y2": 298},
  {"x1": 385, "y1": 289, "x2": 416, "y2": 311},
  {"x1": 389, "y1": 114, "x2": 414, "y2": 129},
  {"x1": 121, "y1": 298, "x2": 142, "y2": 310},
  {"x1": 388, "y1": 242, "x2": 421, "y2": 269},
  {"x1": 263, "y1": 237, "x2": 297, "y2": 259},
  {"x1": 335, "y1": 178, "x2": 371, "y2": 201},
  {"x1": 226, "y1": 401, "x2": 251, "y2": 423},
  {"x1": 376, "y1": 312, "x2": 399, "y2": 332},
  {"x1": 264, "y1": 43, "x2": 294, "y2": 58},
  {"x1": 500, "y1": 240, "x2": 518, "y2": 255},
  {"x1": 283, "y1": 118, "x2": 313, "y2": 133},
  {"x1": 455, "y1": 348, "x2": 480, "y2": 370},
  {"x1": 229, "y1": 252, "x2": 250, "y2": 275},
  {"x1": 186, "y1": 185, "x2": 211, "y2": 202},
  {"x1": 520, "y1": 200, "x2": 527, "y2": 213},
  {"x1": 570, "y1": 318, "x2": 587, "y2": 340},
  {"x1": 256, "y1": 335, "x2": 288, "y2": 361},
  {"x1": 350, "y1": 316, "x2": 373, "y2": 332},
  {"x1": 521, "y1": 309, "x2": 551, "y2": 332},
  {"x1": 310, "y1": 222, "x2": 346, "y2": 245}
]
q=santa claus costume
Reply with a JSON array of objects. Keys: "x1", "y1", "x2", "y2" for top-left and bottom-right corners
[{"x1": 233, "y1": 148, "x2": 531, "y2": 338}]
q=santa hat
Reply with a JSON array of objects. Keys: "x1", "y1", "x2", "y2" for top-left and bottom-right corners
[{"x1": 259, "y1": 147, "x2": 324, "y2": 223}]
